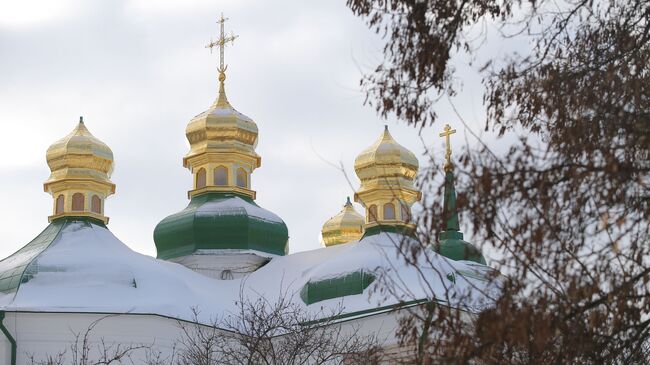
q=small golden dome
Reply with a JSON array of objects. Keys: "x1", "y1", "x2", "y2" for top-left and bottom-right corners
[
  {"x1": 321, "y1": 197, "x2": 365, "y2": 247},
  {"x1": 44, "y1": 117, "x2": 115, "y2": 224},
  {"x1": 45, "y1": 118, "x2": 114, "y2": 187},
  {"x1": 184, "y1": 72, "x2": 260, "y2": 168},
  {"x1": 354, "y1": 125, "x2": 418, "y2": 183}
]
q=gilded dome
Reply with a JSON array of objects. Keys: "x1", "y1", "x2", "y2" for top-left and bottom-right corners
[
  {"x1": 354, "y1": 126, "x2": 418, "y2": 183},
  {"x1": 321, "y1": 197, "x2": 365, "y2": 247},
  {"x1": 184, "y1": 73, "x2": 260, "y2": 168},
  {"x1": 353, "y1": 126, "x2": 421, "y2": 232},
  {"x1": 44, "y1": 118, "x2": 114, "y2": 188}
]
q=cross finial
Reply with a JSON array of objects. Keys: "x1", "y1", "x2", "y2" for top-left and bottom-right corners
[
  {"x1": 439, "y1": 124, "x2": 457, "y2": 172},
  {"x1": 206, "y1": 13, "x2": 238, "y2": 77}
]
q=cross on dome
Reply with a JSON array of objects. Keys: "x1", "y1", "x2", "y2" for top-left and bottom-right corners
[
  {"x1": 206, "y1": 13, "x2": 239, "y2": 75},
  {"x1": 205, "y1": 13, "x2": 238, "y2": 108},
  {"x1": 439, "y1": 124, "x2": 457, "y2": 172}
]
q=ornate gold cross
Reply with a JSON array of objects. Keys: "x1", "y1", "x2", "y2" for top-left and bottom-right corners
[
  {"x1": 439, "y1": 124, "x2": 457, "y2": 172},
  {"x1": 206, "y1": 13, "x2": 238, "y2": 74}
]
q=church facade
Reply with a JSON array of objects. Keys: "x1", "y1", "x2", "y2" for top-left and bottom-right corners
[{"x1": 0, "y1": 16, "x2": 490, "y2": 364}]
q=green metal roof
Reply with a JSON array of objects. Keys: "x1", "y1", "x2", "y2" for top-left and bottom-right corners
[
  {"x1": 154, "y1": 192, "x2": 289, "y2": 260},
  {"x1": 0, "y1": 217, "x2": 106, "y2": 294},
  {"x1": 300, "y1": 270, "x2": 375, "y2": 305},
  {"x1": 438, "y1": 234, "x2": 487, "y2": 265},
  {"x1": 437, "y1": 170, "x2": 486, "y2": 264}
]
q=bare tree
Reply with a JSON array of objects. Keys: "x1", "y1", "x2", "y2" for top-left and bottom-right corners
[
  {"x1": 346, "y1": 0, "x2": 650, "y2": 364},
  {"x1": 149, "y1": 288, "x2": 386, "y2": 365}
]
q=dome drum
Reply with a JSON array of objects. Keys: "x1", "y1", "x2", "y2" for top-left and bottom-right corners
[
  {"x1": 356, "y1": 199, "x2": 416, "y2": 228},
  {"x1": 184, "y1": 152, "x2": 258, "y2": 199}
]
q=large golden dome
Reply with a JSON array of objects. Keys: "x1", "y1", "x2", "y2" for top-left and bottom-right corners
[
  {"x1": 184, "y1": 72, "x2": 260, "y2": 168},
  {"x1": 182, "y1": 71, "x2": 261, "y2": 200},
  {"x1": 321, "y1": 197, "x2": 365, "y2": 247},
  {"x1": 44, "y1": 118, "x2": 114, "y2": 188},
  {"x1": 354, "y1": 126, "x2": 418, "y2": 187}
]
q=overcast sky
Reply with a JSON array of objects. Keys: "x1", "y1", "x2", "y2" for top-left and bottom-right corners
[{"x1": 0, "y1": 0, "x2": 503, "y2": 259}]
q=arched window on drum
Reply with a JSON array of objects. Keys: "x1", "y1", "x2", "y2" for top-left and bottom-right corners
[
  {"x1": 91, "y1": 195, "x2": 102, "y2": 214},
  {"x1": 236, "y1": 168, "x2": 248, "y2": 188},
  {"x1": 401, "y1": 203, "x2": 411, "y2": 222},
  {"x1": 72, "y1": 193, "x2": 85, "y2": 211},
  {"x1": 196, "y1": 168, "x2": 207, "y2": 189},
  {"x1": 368, "y1": 205, "x2": 378, "y2": 222},
  {"x1": 55, "y1": 195, "x2": 65, "y2": 214},
  {"x1": 383, "y1": 203, "x2": 396, "y2": 220},
  {"x1": 214, "y1": 166, "x2": 228, "y2": 186}
]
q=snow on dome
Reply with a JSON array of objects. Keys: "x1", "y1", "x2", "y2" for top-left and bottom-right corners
[
  {"x1": 245, "y1": 232, "x2": 497, "y2": 315},
  {"x1": 0, "y1": 220, "x2": 238, "y2": 322},
  {"x1": 197, "y1": 196, "x2": 284, "y2": 224},
  {"x1": 154, "y1": 193, "x2": 289, "y2": 259}
]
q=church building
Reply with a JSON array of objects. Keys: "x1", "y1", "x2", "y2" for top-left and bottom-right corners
[{"x1": 0, "y1": 15, "x2": 490, "y2": 364}]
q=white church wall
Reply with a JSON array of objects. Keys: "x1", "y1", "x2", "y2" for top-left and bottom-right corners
[
  {"x1": 0, "y1": 305, "x2": 438, "y2": 364},
  {"x1": 334, "y1": 309, "x2": 401, "y2": 346},
  {"x1": 0, "y1": 327, "x2": 10, "y2": 365},
  {"x1": 1, "y1": 311, "x2": 217, "y2": 365}
]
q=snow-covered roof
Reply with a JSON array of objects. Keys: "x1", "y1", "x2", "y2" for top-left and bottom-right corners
[
  {"x1": 0, "y1": 220, "x2": 496, "y2": 325},
  {"x1": 198, "y1": 196, "x2": 284, "y2": 224}
]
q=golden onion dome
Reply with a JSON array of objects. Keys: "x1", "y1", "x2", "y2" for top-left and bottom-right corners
[
  {"x1": 321, "y1": 197, "x2": 365, "y2": 247},
  {"x1": 44, "y1": 117, "x2": 114, "y2": 189},
  {"x1": 354, "y1": 125, "x2": 418, "y2": 183},
  {"x1": 184, "y1": 72, "x2": 260, "y2": 168}
]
